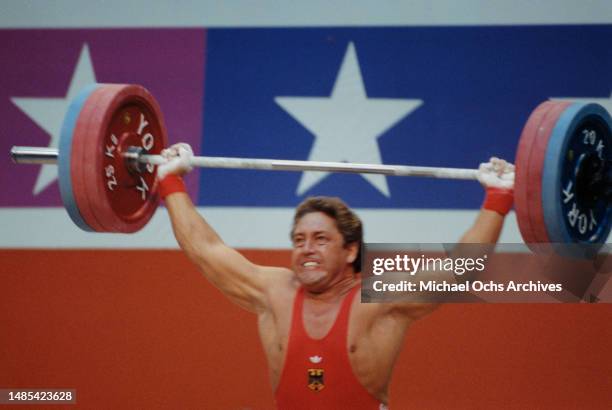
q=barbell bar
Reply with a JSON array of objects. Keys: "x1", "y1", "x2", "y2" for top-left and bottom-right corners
[{"x1": 10, "y1": 145, "x2": 480, "y2": 180}]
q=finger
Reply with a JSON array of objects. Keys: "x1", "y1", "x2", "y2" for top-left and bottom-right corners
[
  {"x1": 160, "y1": 148, "x2": 172, "y2": 159},
  {"x1": 178, "y1": 143, "x2": 194, "y2": 156},
  {"x1": 479, "y1": 162, "x2": 494, "y2": 172},
  {"x1": 177, "y1": 146, "x2": 192, "y2": 159}
]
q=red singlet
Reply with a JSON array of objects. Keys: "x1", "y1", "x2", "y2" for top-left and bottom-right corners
[{"x1": 275, "y1": 285, "x2": 386, "y2": 410}]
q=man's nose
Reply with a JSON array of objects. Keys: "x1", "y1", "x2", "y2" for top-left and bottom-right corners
[{"x1": 303, "y1": 238, "x2": 316, "y2": 253}]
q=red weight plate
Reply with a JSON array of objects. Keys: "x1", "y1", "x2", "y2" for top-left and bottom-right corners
[
  {"x1": 87, "y1": 84, "x2": 167, "y2": 232},
  {"x1": 80, "y1": 85, "x2": 131, "y2": 232},
  {"x1": 526, "y1": 101, "x2": 571, "y2": 243},
  {"x1": 73, "y1": 84, "x2": 167, "y2": 233},
  {"x1": 80, "y1": 86, "x2": 126, "y2": 232},
  {"x1": 71, "y1": 87, "x2": 107, "y2": 232},
  {"x1": 515, "y1": 101, "x2": 555, "y2": 245}
]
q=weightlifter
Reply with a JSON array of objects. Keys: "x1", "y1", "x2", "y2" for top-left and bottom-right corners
[{"x1": 156, "y1": 143, "x2": 514, "y2": 409}]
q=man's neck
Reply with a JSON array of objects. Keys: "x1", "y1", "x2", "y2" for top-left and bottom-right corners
[{"x1": 303, "y1": 273, "x2": 360, "y2": 303}]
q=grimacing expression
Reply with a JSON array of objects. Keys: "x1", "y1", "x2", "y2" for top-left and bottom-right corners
[{"x1": 291, "y1": 212, "x2": 358, "y2": 289}]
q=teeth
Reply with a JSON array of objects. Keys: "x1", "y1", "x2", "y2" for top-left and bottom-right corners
[{"x1": 303, "y1": 262, "x2": 319, "y2": 267}]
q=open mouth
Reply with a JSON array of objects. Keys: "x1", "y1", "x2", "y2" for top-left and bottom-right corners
[{"x1": 302, "y1": 261, "x2": 320, "y2": 268}]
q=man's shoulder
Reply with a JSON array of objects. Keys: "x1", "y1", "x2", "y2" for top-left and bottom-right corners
[
  {"x1": 259, "y1": 266, "x2": 295, "y2": 284},
  {"x1": 259, "y1": 266, "x2": 298, "y2": 298},
  {"x1": 257, "y1": 268, "x2": 299, "y2": 318}
]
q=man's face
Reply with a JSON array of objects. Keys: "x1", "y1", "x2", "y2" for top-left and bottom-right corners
[{"x1": 291, "y1": 212, "x2": 357, "y2": 291}]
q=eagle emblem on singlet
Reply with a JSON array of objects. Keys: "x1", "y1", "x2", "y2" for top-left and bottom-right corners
[{"x1": 307, "y1": 368, "x2": 325, "y2": 391}]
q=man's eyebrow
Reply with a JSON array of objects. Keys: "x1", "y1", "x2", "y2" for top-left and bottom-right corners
[{"x1": 293, "y1": 230, "x2": 329, "y2": 237}]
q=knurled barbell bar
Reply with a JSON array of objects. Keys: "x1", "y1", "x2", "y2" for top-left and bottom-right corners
[
  {"x1": 8, "y1": 83, "x2": 612, "y2": 257},
  {"x1": 10, "y1": 145, "x2": 481, "y2": 178}
]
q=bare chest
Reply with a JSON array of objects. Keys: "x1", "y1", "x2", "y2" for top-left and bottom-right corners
[{"x1": 301, "y1": 299, "x2": 344, "y2": 339}]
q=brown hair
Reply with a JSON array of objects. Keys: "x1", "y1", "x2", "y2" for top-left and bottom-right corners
[{"x1": 291, "y1": 196, "x2": 363, "y2": 272}]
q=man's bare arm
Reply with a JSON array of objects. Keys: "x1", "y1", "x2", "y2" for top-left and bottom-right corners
[
  {"x1": 158, "y1": 144, "x2": 288, "y2": 313},
  {"x1": 459, "y1": 208, "x2": 505, "y2": 243},
  {"x1": 383, "y1": 210, "x2": 506, "y2": 322},
  {"x1": 384, "y1": 157, "x2": 515, "y2": 320},
  {"x1": 165, "y1": 192, "x2": 280, "y2": 313}
]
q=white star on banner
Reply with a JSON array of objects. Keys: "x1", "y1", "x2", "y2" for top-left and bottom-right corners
[
  {"x1": 552, "y1": 92, "x2": 612, "y2": 115},
  {"x1": 12, "y1": 44, "x2": 97, "y2": 195},
  {"x1": 275, "y1": 42, "x2": 423, "y2": 197}
]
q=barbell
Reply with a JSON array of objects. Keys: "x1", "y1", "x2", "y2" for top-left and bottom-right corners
[
  {"x1": 9, "y1": 83, "x2": 612, "y2": 256},
  {"x1": 12, "y1": 146, "x2": 480, "y2": 179}
]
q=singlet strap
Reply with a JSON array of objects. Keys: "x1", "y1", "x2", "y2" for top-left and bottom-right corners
[{"x1": 325, "y1": 284, "x2": 360, "y2": 341}]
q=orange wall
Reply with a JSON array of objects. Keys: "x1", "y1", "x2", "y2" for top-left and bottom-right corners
[{"x1": 1, "y1": 250, "x2": 611, "y2": 409}]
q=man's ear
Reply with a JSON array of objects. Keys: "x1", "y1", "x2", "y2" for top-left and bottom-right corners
[{"x1": 345, "y1": 242, "x2": 359, "y2": 264}]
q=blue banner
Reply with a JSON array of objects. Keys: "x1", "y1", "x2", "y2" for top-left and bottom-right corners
[{"x1": 200, "y1": 25, "x2": 612, "y2": 208}]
